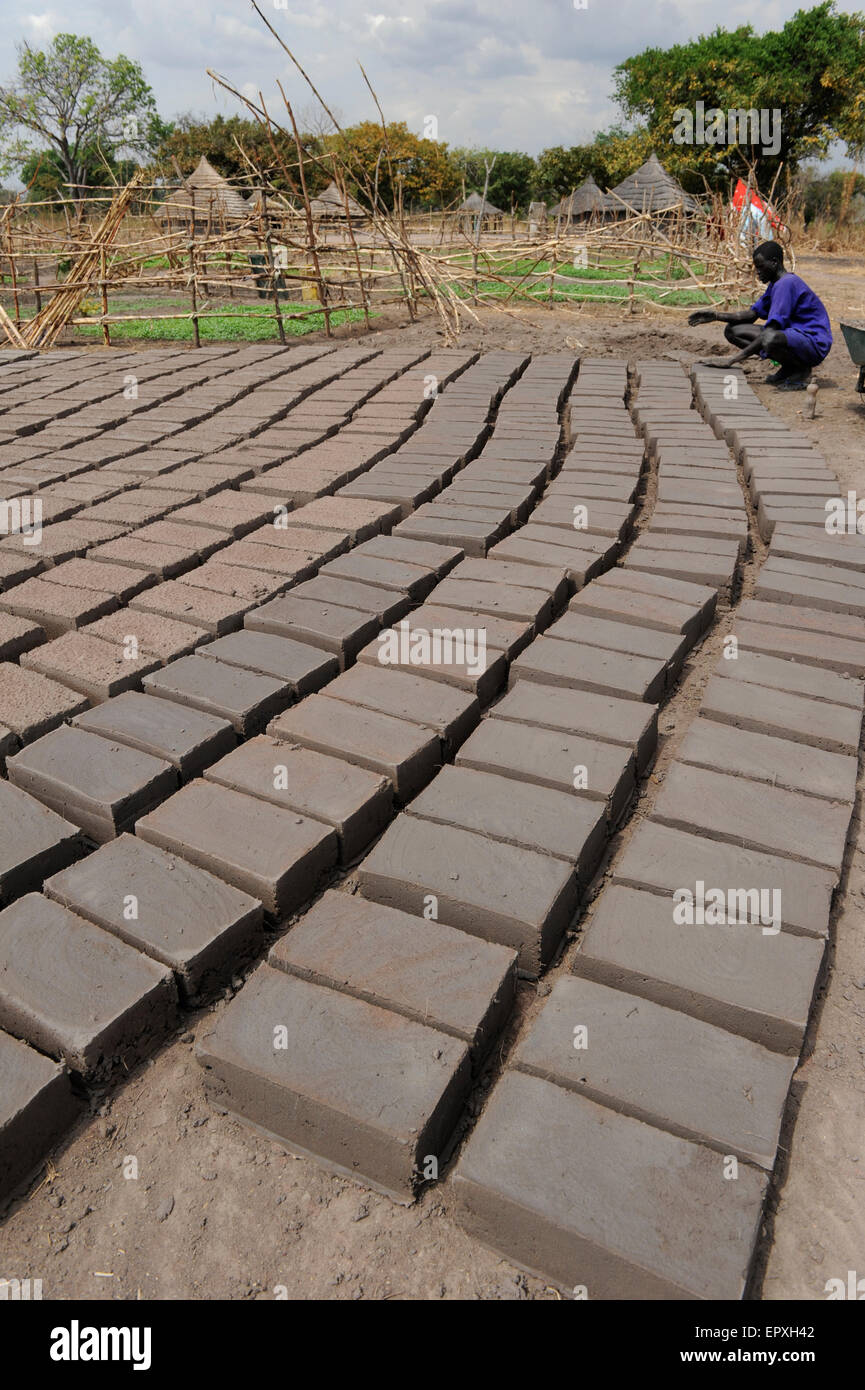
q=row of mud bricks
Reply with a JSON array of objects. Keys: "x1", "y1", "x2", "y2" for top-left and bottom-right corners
[{"x1": 1, "y1": 345, "x2": 862, "y2": 1300}]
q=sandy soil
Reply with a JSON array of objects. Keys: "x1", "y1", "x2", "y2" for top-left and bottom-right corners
[{"x1": 1, "y1": 253, "x2": 862, "y2": 1302}]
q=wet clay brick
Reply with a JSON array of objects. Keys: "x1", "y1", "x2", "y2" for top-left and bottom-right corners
[
  {"x1": 270, "y1": 890, "x2": 516, "y2": 1060},
  {"x1": 700, "y1": 675, "x2": 861, "y2": 756},
  {"x1": 0, "y1": 781, "x2": 84, "y2": 906},
  {"x1": 204, "y1": 737, "x2": 392, "y2": 862},
  {"x1": 0, "y1": 893, "x2": 176, "y2": 1080},
  {"x1": 245, "y1": 594, "x2": 379, "y2": 666},
  {"x1": 0, "y1": 663, "x2": 89, "y2": 743},
  {"x1": 196, "y1": 965, "x2": 470, "y2": 1203},
  {"x1": 129, "y1": 581, "x2": 247, "y2": 635},
  {"x1": 490, "y1": 683, "x2": 658, "y2": 774},
  {"x1": 143, "y1": 654, "x2": 292, "y2": 736},
  {"x1": 44, "y1": 835, "x2": 264, "y2": 1004},
  {"x1": 677, "y1": 716, "x2": 857, "y2": 804},
  {"x1": 199, "y1": 630, "x2": 338, "y2": 694},
  {"x1": 136, "y1": 780, "x2": 337, "y2": 918},
  {"x1": 0, "y1": 1029, "x2": 80, "y2": 1202},
  {"x1": 510, "y1": 636, "x2": 666, "y2": 703},
  {"x1": 453, "y1": 1070, "x2": 767, "y2": 1299},
  {"x1": 325, "y1": 664, "x2": 479, "y2": 752},
  {"x1": 71, "y1": 692, "x2": 236, "y2": 780}
]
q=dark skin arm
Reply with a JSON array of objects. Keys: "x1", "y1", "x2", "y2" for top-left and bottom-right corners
[{"x1": 688, "y1": 307, "x2": 763, "y2": 368}]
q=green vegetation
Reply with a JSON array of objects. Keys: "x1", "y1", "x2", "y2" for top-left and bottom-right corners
[{"x1": 72, "y1": 298, "x2": 372, "y2": 342}]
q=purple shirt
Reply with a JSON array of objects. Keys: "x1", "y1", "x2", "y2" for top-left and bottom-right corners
[{"x1": 751, "y1": 274, "x2": 833, "y2": 355}]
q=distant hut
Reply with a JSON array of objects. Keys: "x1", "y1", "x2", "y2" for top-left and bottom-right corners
[
  {"x1": 309, "y1": 180, "x2": 366, "y2": 222},
  {"x1": 527, "y1": 200, "x2": 547, "y2": 235},
  {"x1": 553, "y1": 175, "x2": 611, "y2": 227},
  {"x1": 605, "y1": 152, "x2": 698, "y2": 218},
  {"x1": 458, "y1": 191, "x2": 504, "y2": 234},
  {"x1": 160, "y1": 156, "x2": 252, "y2": 234}
]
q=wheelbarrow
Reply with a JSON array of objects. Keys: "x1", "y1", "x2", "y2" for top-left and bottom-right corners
[{"x1": 840, "y1": 320, "x2": 865, "y2": 394}]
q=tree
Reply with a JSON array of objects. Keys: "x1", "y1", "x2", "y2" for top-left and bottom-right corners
[
  {"x1": 21, "y1": 146, "x2": 138, "y2": 203},
  {"x1": 0, "y1": 33, "x2": 166, "y2": 201},
  {"x1": 612, "y1": 2, "x2": 865, "y2": 190},
  {"x1": 450, "y1": 148, "x2": 536, "y2": 211},
  {"x1": 325, "y1": 121, "x2": 461, "y2": 210}
]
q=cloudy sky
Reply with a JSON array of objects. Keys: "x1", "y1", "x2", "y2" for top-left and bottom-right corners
[{"x1": 1, "y1": 0, "x2": 862, "y2": 155}]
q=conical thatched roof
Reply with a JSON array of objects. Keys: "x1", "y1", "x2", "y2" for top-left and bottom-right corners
[
  {"x1": 554, "y1": 174, "x2": 611, "y2": 220},
  {"x1": 606, "y1": 152, "x2": 698, "y2": 215},
  {"x1": 309, "y1": 180, "x2": 366, "y2": 219},
  {"x1": 160, "y1": 156, "x2": 252, "y2": 224},
  {"x1": 459, "y1": 191, "x2": 503, "y2": 216},
  {"x1": 246, "y1": 188, "x2": 296, "y2": 214}
]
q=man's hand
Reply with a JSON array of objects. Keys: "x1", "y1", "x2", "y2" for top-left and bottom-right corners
[
  {"x1": 688, "y1": 310, "x2": 717, "y2": 327},
  {"x1": 695, "y1": 357, "x2": 738, "y2": 368}
]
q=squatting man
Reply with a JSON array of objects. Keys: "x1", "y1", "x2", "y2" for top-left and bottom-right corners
[{"x1": 689, "y1": 240, "x2": 832, "y2": 390}]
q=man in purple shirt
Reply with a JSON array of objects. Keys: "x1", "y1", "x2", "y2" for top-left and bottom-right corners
[{"x1": 690, "y1": 241, "x2": 833, "y2": 389}]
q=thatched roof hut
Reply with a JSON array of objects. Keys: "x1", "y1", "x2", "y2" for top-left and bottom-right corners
[
  {"x1": 552, "y1": 175, "x2": 611, "y2": 225},
  {"x1": 160, "y1": 156, "x2": 252, "y2": 231},
  {"x1": 309, "y1": 180, "x2": 366, "y2": 220},
  {"x1": 606, "y1": 153, "x2": 698, "y2": 216},
  {"x1": 457, "y1": 190, "x2": 504, "y2": 232}
]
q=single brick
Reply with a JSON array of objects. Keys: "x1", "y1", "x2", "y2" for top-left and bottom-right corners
[
  {"x1": 20, "y1": 631, "x2": 160, "y2": 702},
  {"x1": 245, "y1": 594, "x2": 379, "y2": 666},
  {"x1": 270, "y1": 890, "x2": 516, "y2": 1060},
  {"x1": 678, "y1": 717, "x2": 857, "y2": 804},
  {"x1": 0, "y1": 576, "x2": 117, "y2": 636},
  {"x1": 453, "y1": 1071, "x2": 767, "y2": 1298},
  {"x1": 85, "y1": 609, "x2": 208, "y2": 662},
  {"x1": 196, "y1": 965, "x2": 470, "y2": 1203},
  {"x1": 326, "y1": 664, "x2": 479, "y2": 752},
  {"x1": 0, "y1": 781, "x2": 83, "y2": 906},
  {"x1": 715, "y1": 648, "x2": 863, "y2": 710},
  {"x1": 136, "y1": 779, "x2": 337, "y2": 918},
  {"x1": 491, "y1": 683, "x2": 658, "y2": 774},
  {"x1": 0, "y1": 662, "x2": 89, "y2": 744},
  {"x1": 0, "y1": 612, "x2": 44, "y2": 661},
  {"x1": 0, "y1": 1029, "x2": 80, "y2": 1203},
  {"x1": 71, "y1": 691, "x2": 235, "y2": 779},
  {"x1": 510, "y1": 635, "x2": 666, "y2": 703},
  {"x1": 700, "y1": 674, "x2": 860, "y2": 756},
  {"x1": 573, "y1": 884, "x2": 825, "y2": 1054},
  {"x1": 44, "y1": 835, "x2": 264, "y2": 1005},
  {"x1": 129, "y1": 581, "x2": 247, "y2": 635},
  {"x1": 199, "y1": 629, "x2": 337, "y2": 694},
  {"x1": 143, "y1": 654, "x2": 292, "y2": 737},
  {"x1": 290, "y1": 575, "x2": 410, "y2": 626},
  {"x1": 0, "y1": 894, "x2": 176, "y2": 1080}
]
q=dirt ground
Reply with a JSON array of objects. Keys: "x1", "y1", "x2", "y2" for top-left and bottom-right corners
[{"x1": 1, "y1": 253, "x2": 863, "y2": 1302}]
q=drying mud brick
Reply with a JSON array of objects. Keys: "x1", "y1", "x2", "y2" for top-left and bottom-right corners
[
  {"x1": 325, "y1": 664, "x2": 479, "y2": 751},
  {"x1": 0, "y1": 576, "x2": 118, "y2": 637},
  {"x1": 677, "y1": 717, "x2": 858, "y2": 804},
  {"x1": 71, "y1": 692, "x2": 236, "y2": 780},
  {"x1": 652, "y1": 763, "x2": 851, "y2": 876},
  {"x1": 143, "y1": 654, "x2": 292, "y2": 736},
  {"x1": 408, "y1": 764, "x2": 606, "y2": 878},
  {"x1": 700, "y1": 674, "x2": 861, "y2": 757},
  {"x1": 269, "y1": 695, "x2": 441, "y2": 802},
  {"x1": 0, "y1": 612, "x2": 44, "y2": 662},
  {"x1": 269, "y1": 890, "x2": 516, "y2": 1060},
  {"x1": 136, "y1": 780, "x2": 337, "y2": 918},
  {"x1": 320, "y1": 551, "x2": 438, "y2": 600},
  {"x1": 456, "y1": 718, "x2": 634, "y2": 824},
  {"x1": 20, "y1": 631, "x2": 161, "y2": 702},
  {"x1": 716, "y1": 649, "x2": 864, "y2": 710},
  {"x1": 614, "y1": 820, "x2": 835, "y2": 940},
  {"x1": 44, "y1": 835, "x2": 265, "y2": 1004},
  {"x1": 0, "y1": 781, "x2": 83, "y2": 906},
  {"x1": 548, "y1": 610, "x2": 687, "y2": 675},
  {"x1": 357, "y1": 815, "x2": 578, "y2": 975},
  {"x1": 85, "y1": 609, "x2": 208, "y2": 662},
  {"x1": 573, "y1": 884, "x2": 825, "y2": 1054},
  {"x1": 490, "y1": 683, "x2": 658, "y2": 774},
  {"x1": 733, "y1": 618, "x2": 865, "y2": 677},
  {"x1": 510, "y1": 635, "x2": 667, "y2": 703},
  {"x1": 196, "y1": 965, "x2": 470, "y2": 1203},
  {"x1": 198, "y1": 630, "x2": 338, "y2": 694},
  {"x1": 0, "y1": 1029, "x2": 80, "y2": 1203},
  {"x1": 245, "y1": 594, "x2": 379, "y2": 665},
  {"x1": 204, "y1": 737, "x2": 392, "y2": 862},
  {"x1": 290, "y1": 575, "x2": 410, "y2": 626},
  {"x1": 357, "y1": 534, "x2": 463, "y2": 576},
  {"x1": 0, "y1": 662, "x2": 89, "y2": 745},
  {"x1": 0, "y1": 893, "x2": 176, "y2": 1080},
  {"x1": 453, "y1": 1070, "x2": 767, "y2": 1299},
  {"x1": 514, "y1": 976, "x2": 795, "y2": 1169},
  {"x1": 129, "y1": 581, "x2": 247, "y2": 635}
]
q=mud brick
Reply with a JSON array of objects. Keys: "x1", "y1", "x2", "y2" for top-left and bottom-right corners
[
  {"x1": 213, "y1": 539, "x2": 319, "y2": 580},
  {"x1": 393, "y1": 512, "x2": 506, "y2": 558},
  {"x1": 19, "y1": 630, "x2": 158, "y2": 702},
  {"x1": 515, "y1": 976, "x2": 794, "y2": 1169},
  {"x1": 652, "y1": 763, "x2": 850, "y2": 876},
  {"x1": 7, "y1": 723, "x2": 178, "y2": 844},
  {"x1": 85, "y1": 609, "x2": 207, "y2": 662},
  {"x1": 285, "y1": 497, "x2": 400, "y2": 541},
  {"x1": 0, "y1": 893, "x2": 176, "y2": 1080},
  {"x1": 136, "y1": 780, "x2": 337, "y2": 918},
  {"x1": 574, "y1": 884, "x2": 825, "y2": 1054},
  {"x1": 177, "y1": 561, "x2": 286, "y2": 603},
  {"x1": 488, "y1": 534, "x2": 608, "y2": 586},
  {"x1": 756, "y1": 564, "x2": 865, "y2": 618},
  {"x1": 0, "y1": 663, "x2": 88, "y2": 744},
  {"x1": 678, "y1": 716, "x2": 857, "y2": 804},
  {"x1": 737, "y1": 596, "x2": 864, "y2": 641},
  {"x1": 0, "y1": 781, "x2": 83, "y2": 906},
  {"x1": 0, "y1": 550, "x2": 44, "y2": 591},
  {"x1": 624, "y1": 544, "x2": 738, "y2": 593},
  {"x1": 326, "y1": 664, "x2": 479, "y2": 752},
  {"x1": 269, "y1": 694, "x2": 440, "y2": 801},
  {"x1": 406, "y1": 602, "x2": 532, "y2": 661},
  {"x1": 715, "y1": 648, "x2": 863, "y2": 710},
  {"x1": 197, "y1": 630, "x2": 337, "y2": 695},
  {"x1": 0, "y1": 612, "x2": 44, "y2": 660},
  {"x1": 456, "y1": 718, "x2": 634, "y2": 824},
  {"x1": 357, "y1": 815, "x2": 578, "y2": 975},
  {"x1": 0, "y1": 575, "x2": 117, "y2": 636},
  {"x1": 614, "y1": 820, "x2": 835, "y2": 941},
  {"x1": 86, "y1": 538, "x2": 192, "y2": 579},
  {"x1": 171, "y1": 496, "x2": 274, "y2": 536},
  {"x1": 290, "y1": 575, "x2": 410, "y2": 626},
  {"x1": 453, "y1": 1070, "x2": 767, "y2": 1298},
  {"x1": 40, "y1": 556, "x2": 153, "y2": 603},
  {"x1": 270, "y1": 890, "x2": 516, "y2": 1061},
  {"x1": 566, "y1": 584, "x2": 696, "y2": 645},
  {"x1": 0, "y1": 1029, "x2": 80, "y2": 1202},
  {"x1": 204, "y1": 738, "x2": 391, "y2": 863},
  {"x1": 491, "y1": 683, "x2": 657, "y2": 774},
  {"x1": 357, "y1": 534, "x2": 463, "y2": 575},
  {"x1": 408, "y1": 764, "x2": 606, "y2": 878},
  {"x1": 768, "y1": 529, "x2": 865, "y2": 574},
  {"x1": 142, "y1": 654, "x2": 292, "y2": 737},
  {"x1": 124, "y1": 520, "x2": 228, "y2": 564},
  {"x1": 129, "y1": 581, "x2": 247, "y2": 635},
  {"x1": 510, "y1": 635, "x2": 666, "y2": 703},
  {"x1": 72, "y1": 692, "x2": 235, "y2": 779},
  {"x1": 547, "y1": 611, "x2": 687, "y2": 678},
  {"x1": 196, "y1": 965, "x2": 470, "y2": 1202},
  {"x1": 449, "y1": 557, "x2": 569, "y2": 606},
  {"x1": 355, "y1": 629, "x2": 505, "y2": 704},
  {"x1": 245, "y1": 590, "x2": 382, "y2": 664},
  {"x1": 321, "y1": 551, "x2": 437, "y2": 600},
  {"x1": 425, "y1": 576, "x2": 553, "y2": 628},
  {"x1": 44, "y1": 835, "x2": 264, "y2": 1005}
]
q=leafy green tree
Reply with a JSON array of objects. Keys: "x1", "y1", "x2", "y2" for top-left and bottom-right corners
[
  {"x1": 0, "y1": 33, "x2": 166, "y2": 201},
  {"x1": 325, "y1": 121, "x2": 461, "y2": 210},
  {"x1": 20, "y1": 146, "x2": 137, "y2": 203},
  {"x1": 450, "y1": 148, "x2": 535, "y2": 211}
]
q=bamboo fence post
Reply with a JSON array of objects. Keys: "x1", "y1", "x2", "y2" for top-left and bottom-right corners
[
  {"x1": 338, "y1": 174, "x2": 371, "y2": 329},
  {"x1": 99, "y1": 246, "x2": 110, "y2": 346},
  {"x1": 188, "y1": 241, "x2": 201, "y2": 348},
  {"x1": 264, "y1": 228, "x2": 287, "y2": 345},
  {"x1": 32, "y1": 257, "x2": 42, "y2": 314}
]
